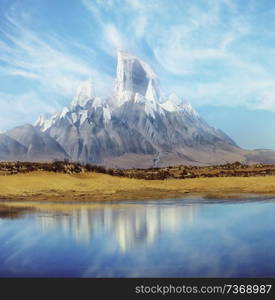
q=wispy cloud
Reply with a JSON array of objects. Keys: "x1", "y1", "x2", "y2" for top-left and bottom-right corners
[
  {"x1": 0, "y1": 91, "x2": 57, "y2": 130},
  {"x1": 0, "y1": 10, "x2": 112, "y2": 98},
  {"x1": 103, "y1": 24, "x2": 126, "y2": 54},
  {"x1": 81, "y1": 0, "x2": 275, "y2": 112}
]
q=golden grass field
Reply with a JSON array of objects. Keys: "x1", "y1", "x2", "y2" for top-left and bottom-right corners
[{"x1": 1, "y1": 171, "x2": 275, "y2": 202}]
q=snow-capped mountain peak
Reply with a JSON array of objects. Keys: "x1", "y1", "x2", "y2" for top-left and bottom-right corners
[
  {"x1": 112, "y1": 50, "x2": 167, "y2": 119},
  {"x1": 160, "y1": 99, "x2": 177, "y2": 112},
  {"x1": 168, "y1": 93, "x2": 182, "y2": 105},
  {"x1": 161, "y1": 93, "x2": 199, "y2": 117},
  {"x1": 60, "y1": 107, "x2": 70, "y2": 119},
  {"x1": 35, "y1": 112, "x2": 61, "y2": 132},
  {"x1": 180, "y1": 102, "x2": 199, "y2": 117},
  {"x1": 117, "y1": 50, "x2": 157, "y2": 80},
  {"x1": 28, "y1": 51, "x2": 242, "y2": 168},
  {"x1": 71, "y1": 79, "x2": 95, "y2": 108},
  {"x1": 114, "y1": 50, "x2": 161, "y2": 106}
]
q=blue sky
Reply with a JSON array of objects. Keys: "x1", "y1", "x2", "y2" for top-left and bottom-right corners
[{"x1": 1, "y1": 0, "x2": 275, "y2": 149}]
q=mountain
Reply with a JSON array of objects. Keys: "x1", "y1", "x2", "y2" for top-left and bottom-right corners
[
  {"x1": 2, "y1": 51, "x2": 275, "y2": 167},
  {"x1": 0, "y1": 124, "x2": 68, "y2": 162},
  {"x1": 33, "y1": 51, "x2": 247, "y2": 168},
  {"x1": 0, "y1": 134, "x2": 26, "y2": 161}
]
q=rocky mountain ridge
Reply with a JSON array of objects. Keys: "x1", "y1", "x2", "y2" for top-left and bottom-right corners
[{"x1": 1, "y1": 51, "x2": 275, "y2": 168}]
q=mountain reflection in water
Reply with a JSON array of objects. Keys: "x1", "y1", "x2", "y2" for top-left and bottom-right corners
[
  {"x1": 38, "y1": 203, "x2": 198, "y2": 253},
  {"x1": 1, "y1": 198, "x2": 275, "y2": 277}
]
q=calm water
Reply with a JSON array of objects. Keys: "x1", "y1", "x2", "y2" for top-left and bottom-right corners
[{"x1": 0, "y1": 197, "x2": 275, "y2": 277}]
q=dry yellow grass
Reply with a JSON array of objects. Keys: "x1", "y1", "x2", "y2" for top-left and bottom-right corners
[{"x1": 0, "y1": 171, "x2": 275, "y2": 202}]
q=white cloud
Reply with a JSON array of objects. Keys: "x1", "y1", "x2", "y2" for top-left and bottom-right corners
[
  {"x1": 0, "y1": 65, "x2": 39, "y2": 79},
  {"x1": 104, "y1": 24, "x2": 126, "y2": 52},
  {"x1": 251, "y1": 90, "x2": 275, "y2": 112},
  {"x1": 0, "y1": 91, "x2": 57, "y2": 130},
  {"x1": 0, "y1": 13, "x2": 112, "y2": 100}
]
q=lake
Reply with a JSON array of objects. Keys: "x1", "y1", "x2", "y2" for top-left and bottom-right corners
[{"x1": 0, "y1": 197, "x2": 275, "y2": 277}]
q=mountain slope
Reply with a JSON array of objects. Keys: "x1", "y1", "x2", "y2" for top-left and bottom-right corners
[
  {"x1": 0, "y1": 134, "x2": 27, "y2": 161},
  {"x1": 4, "y1": 124, "x2": 68, "y2": 161}
]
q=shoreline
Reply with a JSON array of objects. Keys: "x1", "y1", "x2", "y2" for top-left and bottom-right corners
[{"x1": 1, "y1": 171, "x2": 275, "y2": 202}]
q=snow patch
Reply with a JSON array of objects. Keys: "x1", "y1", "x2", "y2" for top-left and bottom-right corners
[
  {"x1": 145, "y1": 79, "x2": 158, "y2": 102},
  {"x1": 161, "y1": 100, "x2": 176, "y2": 112},
  {"x1": 103, "y1": 106, "x2": 111, "y2": 124},
  {"x1": 60, "y1": 107, "x2": 69, "y2": 118},
  {"x1": 71, "y1": 112, "x2": 77, "y2": 124},
  {"x1": 134, "y1": 93, "x2": 164, "y2": 118},
  {"x1": 35, "y1": 112, "x2": 60, "y2": 132},
  {"x1": 80, "y1": 110, "x2": 88, "y2": 125}
]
